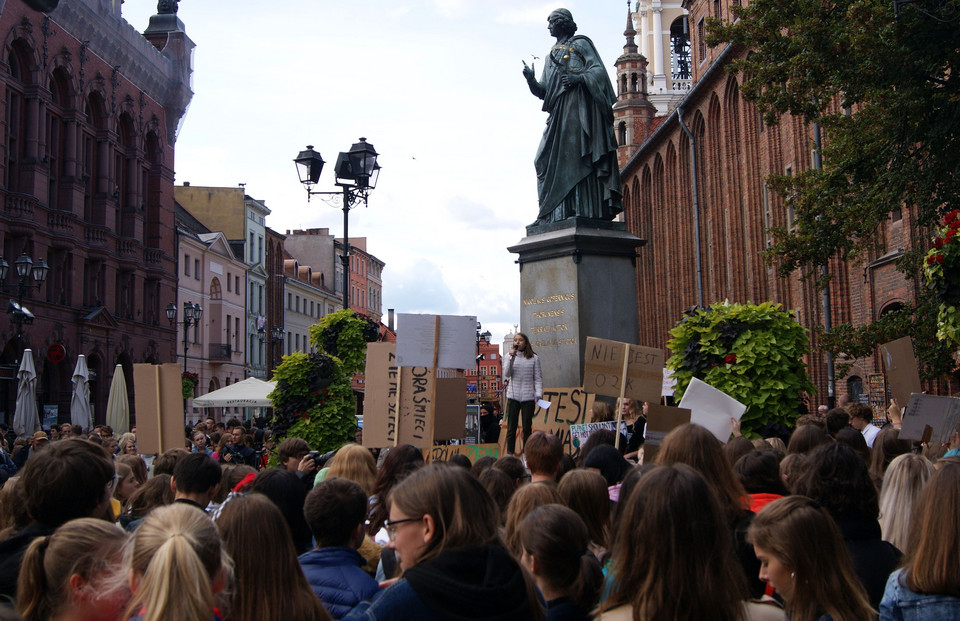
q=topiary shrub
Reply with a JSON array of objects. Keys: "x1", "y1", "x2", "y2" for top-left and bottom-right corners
[
  {"x1": 268, "y1": 310, "x2": 380, "y2": 456},
  {"x1": 666, "y1": 301, "x2": 815, "y2": 436}
]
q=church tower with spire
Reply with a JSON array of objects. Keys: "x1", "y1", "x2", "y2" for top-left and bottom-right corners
[
  {"x1": 634, "y1": 0, "x2": 691, "y2": 115},
  {"x1": 613, "y1": 5, "x2": 656, "y2": 168}
]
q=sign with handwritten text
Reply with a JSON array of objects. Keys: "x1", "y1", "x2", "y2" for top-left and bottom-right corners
[{"x1": 582, "y1": 337, "x2": 664, "y2": 403}]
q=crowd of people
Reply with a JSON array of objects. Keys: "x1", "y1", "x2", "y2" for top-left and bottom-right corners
[{"x1": 0, "y1": 397, "x2": 957, "y2": 620}]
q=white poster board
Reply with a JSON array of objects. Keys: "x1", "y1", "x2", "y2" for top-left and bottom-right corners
[
  {"x1": 678, "y1": 377, "x2": 747, "y2": 443},
  {"x1": 396, "y1": 314, "x2": 477, "y2": 370}
]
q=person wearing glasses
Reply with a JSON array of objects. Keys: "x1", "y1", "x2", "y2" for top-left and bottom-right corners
[{"x1": 343, "y1": 465, "x2": 541, "y2": 620}]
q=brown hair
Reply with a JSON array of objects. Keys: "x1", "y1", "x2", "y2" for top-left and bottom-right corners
[
  {"x1": 366, "y1": 444, "x2": 424, "y2": 537},
  {"x1": 151, "y1": 448, "x2": 189, "y2": 477},
  {"x1": 216, "y1": 494, "x2": 330, "y2": 621},
  {"x1": 515, "y1": 332, "x2": 535, "y2": 359},
  {"x1": 590, "y1": 401, "x2": 614, "y2": 423},
  {"x1": 748, "y1": 496, "x2": 874, "y2": 621},
  {"x1": 389, "y1": 464, "x2": 500, "y2": 567},
  {"x1": 779, "y1": 452, "x2": 807, "y2": 493},
  {"x1": 605, "y1": 464, "x2": 746, "y2": 620},
  {"x1": 478, "y1": 467, "x2": 515, "y2": 524},
  {"x1": 0, "y1": 476, "x2": 30, "y2": 539},
  {"x1": 655, "y1": 423, "x2": 748, "y2": 524},
  {"x1": 20, "y1": 438, "x2": 114, "y2": 527},
  {"x1": 519, "y1": 505, "x2": 602, "y2": 613},
  {"x1": 786, "y1": 424, "x2": 831, "y2": 455},
  {"x1": 117, "y1": 454, "x2": 148, "y2": 486},
  {"x1": 523, "y1": 432, "x2": 562, "y2": 478},
  {"x1": 503, "y1": 482, "x2": 563, "y2": 558},
  {"x1": 557, "y1": 469, "x2": 610, "y2": 549},
  {"x1": 124, "y1": 474, "x2": 174, "y2": 520},
  {"x1": 276, "y1": 437, "x2": 310, "y2": 465},
  {"x1": 901, "y1": 461, "x2": 960, "y2": 596},
  {"x1": 327, "y1": 443, "x2": 377, "y2": 496}
]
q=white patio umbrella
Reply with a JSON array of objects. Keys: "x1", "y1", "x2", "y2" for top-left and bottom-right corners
[
  {"x1": 105, "y1": 364, "x2": 129, "y2": 435},
  {"x1": 12, "y1": 349, "x2": 39, "y2": 437},
  {"x1": 69, "y1": 354, "x2": 93, "y2": 432}
]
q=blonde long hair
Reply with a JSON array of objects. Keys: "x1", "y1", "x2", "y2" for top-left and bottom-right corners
[
  {"x1": 17, "y1": 519, "x2": 129, "y2": 621},
  {"x1": 124, "y1": 503, "x2": 228, "y2": 621},
  {"x1": 327, "y1": 443, "x2": 377, "y2": 496},
  {"x1": 879, "y1": 453, "x2": 935, "y2": 551}
]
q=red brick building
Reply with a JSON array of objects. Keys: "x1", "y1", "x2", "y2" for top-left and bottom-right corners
[
  {"x1": 614, "y1": 2, "x2": 953, "y2": 406},
  {"x1": 0, "y1": 1, "x2": 192, "y2": 425}
]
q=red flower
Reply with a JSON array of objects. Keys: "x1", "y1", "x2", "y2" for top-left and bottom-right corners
[
  {"x1": 935, "y1": 237, "x2": 944, "y2": 249},
  {"x1": 936, "y1": 254, "x2": 945, "y2": 263},
  {"x1": 947, "y1": 230, "x2": 957, "y2": 243},
  {"x1": 725, "y1": 354, "x2": 737, "y2": 364},
  {"x1": 947, "y1": 209, "x2": 960, "y2": 224},
  {"x1": 951, "y1": 219, "x2": 960, "y2": 231}
]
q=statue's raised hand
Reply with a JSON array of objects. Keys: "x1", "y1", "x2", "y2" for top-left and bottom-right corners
[{"x1": 522, "y1": 60, "x2": 536, "y2": 82}]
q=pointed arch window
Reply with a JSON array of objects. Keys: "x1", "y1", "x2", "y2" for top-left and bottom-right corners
[{"x1": 671, "y1": 18, "x2": 691, "y2": 80}]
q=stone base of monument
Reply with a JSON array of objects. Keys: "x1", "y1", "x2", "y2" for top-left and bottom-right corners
[{"x1": 508, "y1": 221, "x2": 646, "y2": 388}]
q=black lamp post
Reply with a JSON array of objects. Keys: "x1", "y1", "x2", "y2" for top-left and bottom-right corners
[
  {"x1": 0, "y1": 253, "x2": 50, "y2": 363},
  {"x1": 166, "y1": 301, "x2": 203, "y2": 374},
  {"x1": 294, "y1": 138, "x2": 380, "y2": 312},
  {"x1": 269, "y1": 326, "x2": 284, "y2": 371}
]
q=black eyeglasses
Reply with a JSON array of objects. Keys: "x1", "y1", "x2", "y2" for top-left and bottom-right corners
[{"x1": 383, "y1": 516, "x2": 422, "y2": 541}]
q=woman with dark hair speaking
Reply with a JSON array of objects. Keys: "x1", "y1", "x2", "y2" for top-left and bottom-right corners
[{"x1": 503, "y1": 332, "x2": 543, "y2": 455}]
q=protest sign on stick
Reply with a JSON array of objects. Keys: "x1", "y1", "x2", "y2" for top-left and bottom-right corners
[
  {"x1": 133, "y1": 363, "x2": 182, "y2": 455},
  {"x1": 425, "y1": 443, "x2": 499, "y2": 463},
  {"x1": 362, "y1": 343, "x2": 398, "y2": 448},
  {"x1": 880, "y1": 337, "x2": 922, "y2": 411},
  {"x1": 642, "y1": 404, "x2": 691, "y2": 463},
  {"x1": 500, "y1": 387, "x2": 594, "y2": 458}
]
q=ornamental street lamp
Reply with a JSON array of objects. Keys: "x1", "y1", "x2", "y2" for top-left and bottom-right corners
[
  {"x1": 294, "y1": 138, "x2": 380, "y2": 311},
  {"x1": 166, "y1": 301, "x2": 203, "y2": 374},
  {"x1": 0, "y1": 253, "x2": 50, "y2": 363}
]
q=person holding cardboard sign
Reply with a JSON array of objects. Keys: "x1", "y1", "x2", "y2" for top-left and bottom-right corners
[{"x1": 503, "y1": 333, "x2": 543, "y2": 456}]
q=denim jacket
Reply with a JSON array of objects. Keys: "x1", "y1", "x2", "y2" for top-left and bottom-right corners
[{"x1": 880, "y1": 569, "x2": 960, "y2": 621}]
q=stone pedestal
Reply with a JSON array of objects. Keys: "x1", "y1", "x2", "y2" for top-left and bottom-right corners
[{"x1": 508, "y1": 221, "x2": 645, "y2": 388}]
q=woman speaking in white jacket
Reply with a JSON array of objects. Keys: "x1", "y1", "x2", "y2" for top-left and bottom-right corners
[{"x1": 503, "y1": 332, "x2": 543, "y2": 455}]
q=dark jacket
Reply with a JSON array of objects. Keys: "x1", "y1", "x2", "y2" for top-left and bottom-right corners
[
  {"x1": 299, "y1": 547, "x2": 379, "y2": 620},
  {"x1": 0, "y1": 521, "x2": 55, "y2": 600},
  {"x1": 343, "y1": 544, "x2": 534, "y2": 621},
  {"x1": 836, "y1": 516, "x2": 902, "y2": 611}
]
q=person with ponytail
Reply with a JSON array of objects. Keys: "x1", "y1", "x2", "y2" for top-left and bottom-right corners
[
  {"x1": 518, "y1": 505, "x2": 602, "y2": 621},
  {"x1": 124, "y1": 503, "x2": 228, "y2": 621},
  {"x1": 16, "y1": 518, "x2": 129, "y2": 621}
]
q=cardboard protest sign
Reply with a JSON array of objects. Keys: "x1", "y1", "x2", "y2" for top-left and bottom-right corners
[
  {"x1": 900, "y1": 393, "x2": 960, "y2": 444},
  {"x1": 396, "y1": 314, "x2": 476, "y2": 369},
  {"x1": 362, "y1": 343, "x2": 399, "y2": 448},
  {"x1": 677, "y1": 377, "x2": 747, "y2": 443},
  {"x1": 642, "y1": 404, "x2": 692, "y2": 463},
  {"x1": 394, "y1": 366, "x2": 435, "y2": 448},
  {"x1": 433, "y1": 377, "x2": 468, "y2": 442},
  {"x1": 133, "y1": 363, "x2": 184, "y2": 455},
  {"x1": 880, "y1": 337, "x2": 922, "y2": 411},
  {"x1": 425, "y1": 443, "x2": 499, "y2": 463},
  {"x1": 582, "y1": 337, "x2": 664, "y2": 403},
  {"x1": 500, "y1": 387, "x2": 594, "y2": 459},
  {"x1": 569, "y1": 421, "x2": 628, "y2": 454}
]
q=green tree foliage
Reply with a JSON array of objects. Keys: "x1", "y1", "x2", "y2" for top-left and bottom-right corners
[
  {"x1": 269, "y1": 310, "x2": 380, "y2": 454},
  {"x1": 708, "y1": 0, "x2": 960, "y2": 377},
  {"x1": 667, "y1": 301, "x2": 816, "y2": 434}
]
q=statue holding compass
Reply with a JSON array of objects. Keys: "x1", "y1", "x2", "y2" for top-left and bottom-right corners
[{"x1": 522, "y1": 9, "x2": 622, "y2": 226}]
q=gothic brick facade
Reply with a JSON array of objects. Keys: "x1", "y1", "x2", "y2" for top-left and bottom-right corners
[
  {"x1": 615, "y1": 1, "x2": 953, "y2": 408},
  {"x1": 0, "y1": 1, "x2": 192, "y2": 425}
]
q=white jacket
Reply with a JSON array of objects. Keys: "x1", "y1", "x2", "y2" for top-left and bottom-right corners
[{"x1": 503, "y1": 353, "x2": 543, "y2": 402}]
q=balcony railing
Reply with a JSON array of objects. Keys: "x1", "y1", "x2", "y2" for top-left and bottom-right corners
[{"x1": 208, "y1": 343, "x2": 232, "y2": 362}]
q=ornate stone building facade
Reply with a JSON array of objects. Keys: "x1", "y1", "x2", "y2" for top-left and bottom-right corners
[
  {"x1": 0, "y1": 0, "x2": 192, "y2": 425},
  {"x1": 615, "y1": 1, "x2": 950, "y2": 406}
]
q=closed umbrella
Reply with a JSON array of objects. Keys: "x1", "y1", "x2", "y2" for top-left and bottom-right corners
[
  {"x1": 70, "y1": 355, "x2": 92, "y2": 432},
  {"x1": 105, "y1": 364, "x2": 129, "y2": 435},
  {"x1": 12, "y1": 350, "x2": 39, "y2": 437}
]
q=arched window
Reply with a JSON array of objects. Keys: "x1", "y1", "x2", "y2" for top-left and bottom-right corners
[
  {"x1": 847, "y1": 376, "x2": 864, "y2": 404},
  {"x1": 6, "y1": 41, "x2": 31, "y2": 192},
  {"x1": 210, "y1": 277, "x2": 222, "y2": 300},
  {"x1": 618, "y1": 121, "x2": 627, "y2": 146}
]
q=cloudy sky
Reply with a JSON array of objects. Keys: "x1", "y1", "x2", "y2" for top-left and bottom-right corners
[{"x1": 121, "y1": 1, "x2": 635, "y2": 346}]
